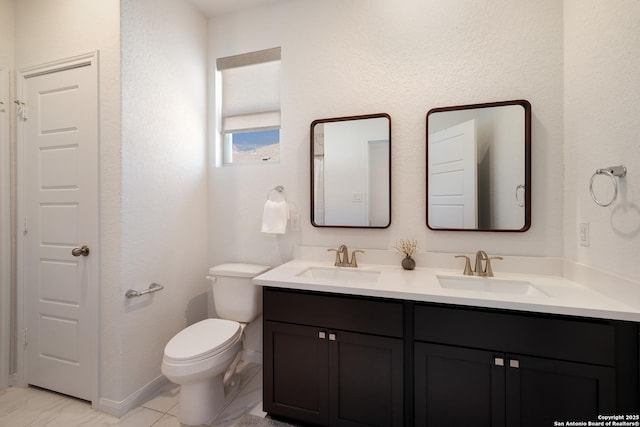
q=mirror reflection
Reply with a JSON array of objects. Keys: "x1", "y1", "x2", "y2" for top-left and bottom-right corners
[
  {"x1": 427, "y1": 100, "x2": 531, "y2": 231},
  {"x1": 311, "y1": 113, "x2": 391, "y2": 228}
]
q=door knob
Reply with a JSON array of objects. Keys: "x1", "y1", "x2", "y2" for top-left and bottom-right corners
[{"x1": 71, "y1": 245, "x2": 90, "y2": 257}]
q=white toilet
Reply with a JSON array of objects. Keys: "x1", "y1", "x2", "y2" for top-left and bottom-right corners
[{"x1": 161, "y1": 263, "x2": 270, "y2": 426}]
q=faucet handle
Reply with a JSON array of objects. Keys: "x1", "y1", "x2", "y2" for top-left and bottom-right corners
[
  {"x1": 455, "y1": 255, "x2": 473, "y2": 275},
  {"x1": 327, "y1": 248, "x2": 342, "y2": 266},
  {"x1": 350, "y1": 250, "x2": 364, "y2": 267},
  {"x1": 485, "y1": 256, "x2": 503, "y2": 277}
]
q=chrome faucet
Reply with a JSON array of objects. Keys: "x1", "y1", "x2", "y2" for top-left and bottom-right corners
[
  {"x1": 327, "y1": 245, "x2": 364, "y2": 267},
  {"x1": 338, "y1": 244, "x2": 350, "y2": 266},
  {"x1": 455, "y1": 251, "x2": 503, "y2": 277}
]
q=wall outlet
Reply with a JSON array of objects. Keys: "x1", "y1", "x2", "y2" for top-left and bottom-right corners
[
  {"x1": 578, "y1": 222, "x2": 590, "y2": 247},
  {"x1": 290, "y1": 213, "x2": 300, "y2": 231},
  {"x1": 352, "y1": 192, "x2": 363, "y2": 202}
]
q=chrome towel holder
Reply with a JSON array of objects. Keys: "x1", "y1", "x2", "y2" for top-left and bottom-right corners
[
  {"x1": 589, "y1": 165, "x2": 627, "y2": 207},
  {"x1": 267, "y1": 185, "x2": 287, "y2": 201},
  {"x1": 126, "y1": 282, "x2": 164, "y2": 298}
]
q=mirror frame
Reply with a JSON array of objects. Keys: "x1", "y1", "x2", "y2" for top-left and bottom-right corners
[
  {"x1": 310, "y1": 113, "x2": 392, "y2": 228},
  {"x1": 426, "y1": 99, "x2": 531, "y2": 232}
]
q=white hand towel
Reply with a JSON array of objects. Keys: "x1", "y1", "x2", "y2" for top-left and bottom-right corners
[{"x1": 261, "y1": 200, "x2": 289, "y2": 234}]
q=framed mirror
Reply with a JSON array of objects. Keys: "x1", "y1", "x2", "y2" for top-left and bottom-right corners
[
  {"x1": 426, "y1": 100, "x2": 531, "y2": 231},
  {"x1": 311, "y1": 113, "x2": 391, "y2": 228}
]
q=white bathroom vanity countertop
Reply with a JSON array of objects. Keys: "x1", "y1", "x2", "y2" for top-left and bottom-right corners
[{"x1": 254, "y1": 258, "x2": 640, "y2": 323}]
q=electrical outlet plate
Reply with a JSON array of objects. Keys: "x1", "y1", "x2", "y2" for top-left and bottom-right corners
[
  {"x1": 290, "y1": 213, "x2": 300, "y2": 231},
  {"x1": 579, "y1": 222, "x2": 590, "y2": 247}
]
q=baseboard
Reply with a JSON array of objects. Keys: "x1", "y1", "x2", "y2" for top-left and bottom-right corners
[{"x1": 97, "y1": 374, "x2": 169, "y2": 417}]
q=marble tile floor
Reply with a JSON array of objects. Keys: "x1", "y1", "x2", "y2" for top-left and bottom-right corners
[{"x1": 0, "y1": 362, "x2": 293, "y2": 427}]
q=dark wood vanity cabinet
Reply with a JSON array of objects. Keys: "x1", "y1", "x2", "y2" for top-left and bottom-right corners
[
  {"x1": 414, "y1": 343, "x2": 616, "y2": 427},
  {"x1": 414, "y1": 304, "x2": 637, "y2": 427},
  {"x1": 263, "y1": 288, "x2": 404, "y2": 427},
  {"x1": 263, "y1": 287, "x2": 638, "y2": 427}
]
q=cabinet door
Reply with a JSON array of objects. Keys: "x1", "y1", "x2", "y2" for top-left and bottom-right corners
[
  {"x1": 415, "y1": 342, "x2": 505, "y2": 427},
  {"x1": 264, "y1": 321, "x2": 329, "y2": 425},
  {"x1": 505, "y1": 354, "x2": 616, "y2": 427},
  {"x1": 329, "y1": 331, "x2": 404, "y2": 427}
]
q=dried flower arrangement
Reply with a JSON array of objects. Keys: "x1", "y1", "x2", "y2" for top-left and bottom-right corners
[{"x1": 393, "y1": 238, "x2": 417, "y2": 258}]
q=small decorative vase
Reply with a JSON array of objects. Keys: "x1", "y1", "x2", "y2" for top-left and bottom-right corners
[{"x1": 401, "y1": 255, "x2": 415, "y2": 270}]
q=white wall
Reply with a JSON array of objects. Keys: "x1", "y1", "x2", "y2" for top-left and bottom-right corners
[
  {"x1": 563, "y1": 0, "x2": 640, "y2": 282},
  {"x1": 0, "y1": 0, "x2": 12, "y2": 63},
  {"x1": 120, "y1": 0, "x2": 209, "y2": 400},
  {"x1": 209, "y1": 0, "x2": 564, "y2": 268},
  {"x1": 491, "y1": 107, "x2": 525, "y2": 229},
  {"x1": 0, "y1": 0, "x2": 13, "y2": 390}
]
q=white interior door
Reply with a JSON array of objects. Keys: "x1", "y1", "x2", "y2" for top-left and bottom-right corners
[
  {"x1": 428, "y1": 119, "x2": 478, "y2": 228},
  {"x1": 19, "y1": 53, "x2": 98, "y2": 401}
]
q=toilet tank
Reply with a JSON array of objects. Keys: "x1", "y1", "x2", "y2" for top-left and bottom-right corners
[{"x1": 207, "y1": 263, "x2": 271, "y2": 323}]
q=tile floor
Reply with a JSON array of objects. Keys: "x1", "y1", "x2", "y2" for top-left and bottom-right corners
[{"x1": 0, "y1": 361, "x2": 286, "y2": 427}]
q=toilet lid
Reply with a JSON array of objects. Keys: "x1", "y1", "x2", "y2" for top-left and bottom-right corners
[{"x1": 164, "y1": 318, "x2": 241, "y2": 362}]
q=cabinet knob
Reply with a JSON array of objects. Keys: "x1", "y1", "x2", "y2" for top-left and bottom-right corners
[
  {"x1": 329, "y1": 333, "x2": 336, "y2": 341},
  {"x1": 494, "y1": 357, "x2": 504, "y2": 366},
  {"x1": 509, "y1": 359, "x2": 520, "y2": 369},
  {"x1": 319, "y1": 331, "x2": 326, "y2": 339}
]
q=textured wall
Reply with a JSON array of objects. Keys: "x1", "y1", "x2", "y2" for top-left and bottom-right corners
[
  {"x1": 564, "y1": 0, "x2": 640, "y2": 282},
  {"x1": 0, "y1": 0, "x2": 13, "y2": 390},
  {"x1": 0, "y1": 0, "x2": 12, "y2": 66},
  {"x1": 121, "y1": 0, "x2": 208, "y2": 400},
  {"x1": 208, "y1": 0, "x2": 564, "y2": 268}
]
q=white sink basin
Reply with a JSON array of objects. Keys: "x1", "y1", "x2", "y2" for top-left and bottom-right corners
[
  {"x1": 437, "y1": 275, "x2": 548, "y2": 297},
  {"x1": 297, "y1": 267, "x2": 381, "y2": 283}
]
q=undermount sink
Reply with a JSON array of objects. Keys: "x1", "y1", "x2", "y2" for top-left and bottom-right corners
[
  {"x1": 437, "y1": 275, "x2": 548, "y2": 297},
  {"x1": 297, "y1": 266, "x2": 381, "y2": 283}
]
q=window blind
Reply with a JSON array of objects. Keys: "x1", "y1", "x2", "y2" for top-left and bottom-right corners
[{"x1": 217, "y1": 47, "x2": 281, "y2": 132}]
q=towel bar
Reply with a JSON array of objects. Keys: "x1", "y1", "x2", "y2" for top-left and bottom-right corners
[{"x1": 126, "y1": 283, "x2": 164, "y2": 298}]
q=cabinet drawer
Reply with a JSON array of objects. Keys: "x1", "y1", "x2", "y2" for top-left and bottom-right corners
[
  {"x1": 414, "y1": 304, "x2": 616, "y2": 366},
  {"x1": 264, "y1": 287, "x2": 403, "y2": 338}
]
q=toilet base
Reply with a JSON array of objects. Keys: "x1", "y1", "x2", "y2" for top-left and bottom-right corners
[{"x1": 178, "y1": 373, "x2": 225, "y2": 426}]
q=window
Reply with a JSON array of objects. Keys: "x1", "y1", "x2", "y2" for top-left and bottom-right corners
[{"x1": 217, "y1": 47, "x2": 281, "y2": 165}]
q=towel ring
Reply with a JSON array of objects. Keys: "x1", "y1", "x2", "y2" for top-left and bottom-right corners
[
  {"x1": 267, "y1": 185, "x2": 287, "y2": 201},
  {"x1": 589, "y1": 165, "x2": 626, "y2": 207}
]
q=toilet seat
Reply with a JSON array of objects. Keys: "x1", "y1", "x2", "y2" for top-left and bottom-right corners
[{"x1": 164, "y1": 318, "x2": 241, "y2": 364}]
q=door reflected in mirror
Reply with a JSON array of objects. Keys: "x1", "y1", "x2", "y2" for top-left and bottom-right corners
[
  {"x1": 426, "y1": 100, "x2": 531, "y2": 231},
  {"x1": 311, "y1": 113, "x2": 391, "y2": 228}
]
